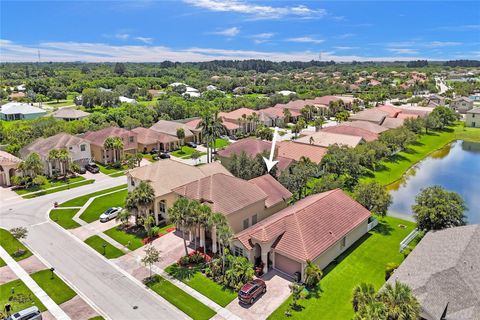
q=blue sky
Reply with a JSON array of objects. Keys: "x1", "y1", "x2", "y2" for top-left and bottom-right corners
[{"x1": 1, "y1": 0, "x2": 479, "y2": 62}]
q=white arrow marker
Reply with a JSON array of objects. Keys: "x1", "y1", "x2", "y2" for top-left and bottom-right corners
[{"x1": 263, "y1": 126, "x2": 279, "y2": 173}]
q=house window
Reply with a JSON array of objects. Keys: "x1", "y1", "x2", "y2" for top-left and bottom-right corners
[
  {"x1": 252, "y1": 214, "x2": 258, "y2": 225},
  {"x1": 234, "y1": 246, "x2": 245, "y2": 257},
  {"x1": 129, "y1": 136, "x2": 134, "y2": 143},
  {"x1": 130, "y1": 179, "x2": 135, "y2": 187},
  {"x1": 243, "y1": 218, "x2": 249, "y2": 230},
  {"x1": 340, "y1": 236, "x2": 346, "y2": 249},
  {"x1": 159, "y1": 200, "x2": 166, "y2": 214},
  {"x1": 69, "y1": 146, "x2": 73, "y2": 150},
  {"x1": 80, "y1": 144, "x2": 86, "y2": 151}
]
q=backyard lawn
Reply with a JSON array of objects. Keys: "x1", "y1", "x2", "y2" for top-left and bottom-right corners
[
  {"x1": 15, "y1": 176, "x2": 86, "y2": 195},
  {"x1": 79, "y1": 189, "x2": 127, "y2": 223},
  {"x1": 104, "y1": 225, "x2": 146, "y2": 250},
  {"x1": 0, "y1": 228, "x2": 32, "y2": 262},
  {"x1": 146, "y1": 275, "x2": 216, "y2": 320},
  {"x1": 268, "y1": 216, "x2": 416, "y2": 320},
  {"x1": 22, "y1": 179, "x2": 95, "y2": 199},
  {"x1": 30, "y1": 269, "x2": 77, "y2": 305},
  {"x1": 84, "y1": 235, "x2": 125, "y2": 259},
  {"x1": 166, "y1": 264, "x2": 237, "y2": 307},
  {"x1": 212, "y1": 138, "x2": 230, "y2": 149},
  {"x1": 49, "y1": 208, "x2": 81, "y2": 229},
  {"x1": 0, "y1": 279, "x2": 46, "y2": 313},
  {"x1": 96, "y1": 163, "x2": 127, "y2": 175},
  {"x1": 59, "y1": 184, "x2": 127, "y2": 207}
]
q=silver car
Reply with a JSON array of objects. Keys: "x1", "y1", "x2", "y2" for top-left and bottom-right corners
[
  {"x1": 6, "y1": 306, "x2": 42, "y2": 320},
  {"x1": 99, "y1": 207, "x2": 122, "y2": 222}
]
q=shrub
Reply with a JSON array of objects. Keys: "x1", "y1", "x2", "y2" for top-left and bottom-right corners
[{"x1": 385, "y1": 262, "x2": 399, "y2": 280}]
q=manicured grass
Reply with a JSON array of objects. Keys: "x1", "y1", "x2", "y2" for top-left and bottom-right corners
[
  {"x1": 109, "y1": 171, "x2": 126, "y2": 177},
  {"x1": 0, "y1": 228, "x2": 32, "y2": 262},
  {"x1": 22, "y1": 179, "x2": 95, "y2": 199},
  {"x1": 79, "y1": 189, "x2": 127, "y2": 223},
  {"x1": 104, "y1": 226, "x2": 146, "y2": 250},
  {"x1": 362, "y1": 124, "x2": 480, "y2": 186},
  {"x1": 171, "y1": 146, "x2": 196, "y2": 158},
  {"x1": 143, "y1": 154, "x2": 158, "y2": 162},
  {"x1": 0, "y1": 257, "x2": 5, "y2": 267},
  {"x1": 213, "y1": 138, "x2": 230, "y2": 149},
  {"x1": 15, "y1": 176, "x2": 86, "y2": 195},
  {"x1": 268, "y1": 216, "x2": 416, "y2": 320},
  {"x1": 30, "y1": 269, "x2": 77, "y2": 305},
  {"x1": 49, "y1": 208, "x2": 81, "y2": 229},
  {"x1": 88, "y1": 317, "x2": 105, "y2": 320},
  {"x1": 0, "y1": 279, "x2": 46, "y2": 312},
  {"x1": 84, "y1": 235, "x2": 125, "y2": 259},
  {"x1": 45, "y1": 100, "x2": 74, "y2": 107},
  {"x1": 146, "y1": 275, "x2": 216, "y2": 320},
  {"x1": 59, "y1": 184, "x2": 126, "y2": 207},
  {"x1": 166, "y1": 264, "x2": 236, "y2": 307},
  {"x1": 97, "y1": 163, "x2": 127, "y2": 175}
]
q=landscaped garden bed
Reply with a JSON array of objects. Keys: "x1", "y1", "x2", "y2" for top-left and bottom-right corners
[
  {"x1": 0, "y1": 228, "x2": 32, "y2": 262},
  {"x1": 21, "y1": 179, "x2": 95, "y2": 199},
  {"x1": 84, "y1": 235, "x2": 125, "y2": 259},
  {"x1": 14, "y1": 176, "x2": 86, "y2": 195}
]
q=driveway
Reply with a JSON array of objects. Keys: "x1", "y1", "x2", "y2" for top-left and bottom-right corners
[{"x1": 225, "y1": 270, "x2": 292, "y2": 320}]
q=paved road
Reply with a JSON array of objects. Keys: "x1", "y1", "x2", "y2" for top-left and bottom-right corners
[{"x1": 0, "y1": 177, "x2": 189, "y2": 320}]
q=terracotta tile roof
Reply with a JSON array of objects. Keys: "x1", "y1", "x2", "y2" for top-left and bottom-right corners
[
  {"x1": 20, "y1": 133, "x2": 89, "y2": 158},
  {"x1": 0, "y1": 150, "x2": 21, "y2": 166},
  {"x1": 382, "y1": 117, "x2": 405, "y2": 129},
  {"x1": 217, "y1": 138, "x2": 271, "y2": 158},
  {"x1": 248, "y1": 174, "x2": 292, "y2": 208},
  {"x1": 235, "y1": 189, "x2": 371, "y2": 262},
  {"x1": 322, "y1": 125, "x2": 379, "y2": 142},
  {"x1": 277, "y1": 141, "x2": 327, "y2": 164},
  {"x1": 223, "y1": 120, "x2": 240, "y2": 130},
  {"x1": 396, "y1": 113, "x2": 419, "y2": 120},
  {"x1": 295, "y1": 131, "x2": 364, "y2": 148},
  {"x1": 311, "y1": 95, "x2": 342, "y2": 106},
  {"x1": 185, "y1": 118, "x2": 240, "y2": 131},
  {"x1": 131, "y1": 127, "x2": 179, "y2": 145},
  {"x1": 219, "y1": 108, "x2": 257, "y2": 121},
  {"x1": 82, "y1": 127, "x2": 137, "y2": 150},
  {"x1": 349, "y1": 109, "x2": 387, "y2": 124},
  {"x1": 150, "y1": 120, "x2": 196, "y2": 138},
  {"x1": 260, "y1": 107, "x2": 301, "y2": 118},
  {"x1": 172, "y1": 173, "x2": 268, "y2": 215},
  {"x1": 374, "y1": 105, "x2": 402, "y2": 118},
  {"x1": 395, "y1": 105, "x2": 434, "y2": 116},
  {"x1": 342, "y1": 121, "x2": 389, "y2": 134},
  {"x1": 128, "y1": 160, "x2": 231, "y2": 197},
  {"x1": 185, "y1": 118, "x2": 202, "y2": 129}
]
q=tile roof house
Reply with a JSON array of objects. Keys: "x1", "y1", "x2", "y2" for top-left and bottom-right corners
[
  {"x1": 150, "y1": 120, "x2": 200, "y2": 144},
  {"x1": 0, "y1": 150, "x2": 21, "y2": 187},
  {"x1": 52, "y1": 107, "x2": 90, "y2": 121},
  {"x1": 277, "y1": 141, "x2": 327, "y2": 164},
  {"x1": 387, "y1": 225, "x2": 480, "y2": 320},
  {"x1": 82, "y1": 127, "x2": 137, "y2": 164},
  {"x1": 374, "y1": 105, "x2": 402, "y2": 118},
  {"x1": 295, "y1": 131, "x2": 364, "y2": 148},
  {"x1": 234, "y1": 189, "x2": 371, "y2": 278},
  {"x1": 342, "y1": 120, "x2": 389, "y2": 134},
  {"x1": 131, "y1": 127, "x2": 179, "y2": 153},
  {"x1": 20, "y1": 133, "x2": 91, "y2": 175},
  {"x1": 0, "y1": 102, "x2": 47, "y2": 121},
  {"x1": 450, "y1": 97, "x2": 474, "y2": 114},
  {"x1": 349, "y1": 108, "x2": 388, "y2": 125},
  {"x1": 381, "y1": 117, "x2": 405, "y2": 129},
  {"x1": 321, "y1": 125, "x2": 379, "y2": 142}
]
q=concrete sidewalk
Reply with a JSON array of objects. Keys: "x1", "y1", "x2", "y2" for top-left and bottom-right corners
[{"x1": 0, "y1": 246, "x2": 71, "y2": 320}]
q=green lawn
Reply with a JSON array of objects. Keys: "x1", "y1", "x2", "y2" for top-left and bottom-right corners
[
  {"x1": 0, "y1": 228, "x2": 32, "y2": 262},
  {"x1": 30, "y1": 269, "x2": 77, "y2": 305},
  {"x1": 88, "y1": 317, "x2": 105, "y2": 320},
  {"x1": 213, "y1": 138, "x2": 230, "y2": 149},
  {"x1": 166, "y1": 264, "x2": 236, "y2": 307},
  {"x1": 22, "y1": 179, "x2": 95, "y2": 199},
  {"x1": 97, "y1": 163, "x2": 127, "y2": 175},
  {"x1": 170, "y1": 146, "x2": 196, "y2": 158},
  {"x1": 362, "y1": 124, "x2": 480, "y2": 186},
  {"x1": 0, "y1": 279, "x2": 46, "y2": 313},
  {"x1": 84, "y1": 235, "x2": 125, "y2": 259},
  {"x1": 146, "y1": 275, "x2": 216, "y2": 320},
  {"x1": 49, "y1": 208, "x2": 81, "y2": 229},
  {"x1": 0, "y1": 257, "x2": 5, "y2": 267},
  {"x1": 15, "y1": 176, "x2": 86, "y2": 195},
  {"x1": 109, "y1": 171, "x2": 126, "y2": 177},
  {"x1": 45, "y1": 100, "x2": 74, "y2": 107},
  {"x1": 143, "y1": 154, "x2": 158, "y2": 162},
  {"x1": 79, "y1": 189, "x2": 127, "y2": 223},
  {"x1": 104, "y1": 226, "x2": 146, "y2": 250},
  {"x1": 59, "y1": 184, "x2": 127, "y2": 207},
  {"x1": 268, "y1": 216, "x2": 416, "y2": 320}
]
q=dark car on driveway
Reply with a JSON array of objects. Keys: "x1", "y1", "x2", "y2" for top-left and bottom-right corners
[
  {"x1": 238, "y1": 279, "x2": 266, "y2": 304},
  {"x1": 85, "y1": 162, "x2": 100, "y2": 173},
  {"x1": 159, "y1": 152, "x2": 170, "y2": 159},
  {"x1": 186, "y1": 142, "x2": 197, "y2": 148}
]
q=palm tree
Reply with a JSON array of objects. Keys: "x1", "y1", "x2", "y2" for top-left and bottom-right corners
[
  {"x1": 216, "y1": 221, "x2": 233, "y2": 274},
  {"x1": 168, "y1": 197, "x2": 196, "y2": 255},
  {"x1": 48, "y1": 149, "x2": 60, "y2": 176},
  {"x1": 352, "y1": 283, "x2": 376, "y2": 312},
  {"x1": 378, "y1": 281, "x2": 420, "y2": 320},
  {"x1": 210, "y1": 112, "x2": 226, "y2": 157},
  {"x1": 57, "y1": 148, "x2": 70, "y2": 176},
  {"x1": 199, "y1": 112, "x2": 212, "y2": 163},
  {"x1": 104, "y1": 136, "x2": 124, "y2": 164},
  {"x1": 125, "y1": 181, "x2": 155, "y2": 225},
  {"x1": 304, "y1": 260, "x2": 322, "y2": 289},
  {"x1": 283, "y1": 108, "x2": 292, "y2": 124},
  {"x1": 19, "y1": 152, "x2": 44, "y2": 185}
]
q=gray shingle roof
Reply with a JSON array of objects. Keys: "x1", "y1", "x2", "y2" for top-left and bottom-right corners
[{"x1": 387, "y1": 225, "x2": 480, "y2": 320}]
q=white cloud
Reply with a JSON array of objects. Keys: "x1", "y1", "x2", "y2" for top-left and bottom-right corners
[
  {"x1": 334, "y1": 46, "x2": 358, "y2": 50},
  {"x1": 0, "y1": 39, "x2": 439, "y2": 63},
  {"x1": 135, "y1": 37, "x2": 153, "y2": 44},
  {"x1": 387, "y1": 48, "x2": 418, "y2": 54},
  {"x1": 251, "y1": 33, "x2": 274, "y2": 44},
  {"x1": 425, "y1": 41, "x2": 462, "y2": 48},
  {"x1": 210, "y1": 27, "x2": 240, "y2": 37},
  {"x1": 114, "y1": 33, "x2": 130, "y2": 40},
  {"x1": 286, "y1": 37, "x2": 324, "y2": 44},
  {"x1": 184, "y1": 0, "x2": 326, "y2": 20}
]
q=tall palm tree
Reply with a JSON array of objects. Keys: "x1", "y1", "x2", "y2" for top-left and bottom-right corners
[
  {"x1": 168, "y1": 197, "x2": 196, "y2": 255},
  {"x1": 125, "y1": 181, "x2": 155, "y2": 225},
  {"x1": 199, "y1": 112, "x2": 212, "y2": 163},
  {"x1": 104, "y1": 136, "x2": 124, "y2": 164},
  {"x1": 48, "y1": 149, "x2": 60, "y2": 176},
  {"x1": 216, "y1": 221, "x2": 233, "y2": 274},
  {"x1": 20, "y1": 152, "x2": 44, "y2": 179},
  {"x1": 57, "y1": 148, "x2": 70, "y2": 176},
  {"x1": 283, "y1": 108, "x2": 292, "y2": 124},
  {"x1": 210, "y1": 111, "x2": 226, "y2": 157},
  {"x1": 378, "y1": 281, "x2": 420, "y2": 320}
]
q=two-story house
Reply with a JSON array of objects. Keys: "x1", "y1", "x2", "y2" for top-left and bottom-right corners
[
  {"x1": 82, "y1": 127, "x2": 138, "y2": 164},
  {"x1": 450, "y1": 97, "x2": 474, "y2": 114},
  {"x1": 466, "y1": 108, "x2": 480, "y2": 127}
]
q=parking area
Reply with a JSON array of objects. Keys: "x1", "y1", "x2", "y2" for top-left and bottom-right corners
[{"x1": 225, "y1": 270, "x2": 292, "y2": 320}]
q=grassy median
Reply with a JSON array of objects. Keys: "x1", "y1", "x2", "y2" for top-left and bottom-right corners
[
  {"x1": 30, "y1": 269, "x2": 77, "y2": 305},
  {"x1": 49, "y1": 208, "x2": 81, "y2": 229}
]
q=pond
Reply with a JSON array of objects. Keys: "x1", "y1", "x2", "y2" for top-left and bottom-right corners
[{"x1": 388, "y1": 140, "x2": 480, "y2": 224}]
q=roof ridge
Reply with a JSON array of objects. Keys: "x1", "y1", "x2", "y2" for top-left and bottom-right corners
[{"x1": 292, "y1": 210, "x2": 309, "y2": 260}]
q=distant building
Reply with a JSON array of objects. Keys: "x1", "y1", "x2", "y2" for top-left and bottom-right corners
[
  {"x1": 119, "y1": 96, "x2": 137, "y2": 104},
  {"x1": 52, "y1": 108, "x2": 90, "y2": 121},
  {"x1": 450, "y1": 97, "x2": 474, "y2": 114},
  {"x1": 82, "y1": 127, "x2": 138, "y2": 164},
  {"x1": 0, "y1": 102, "x2": 46, "y2": 121},
  {"x1": 0, "y1": 150, "x2": 21, "y2": 187},
  {"x1": 466, "y1": 108, "x2": 480, "y2": 128}
]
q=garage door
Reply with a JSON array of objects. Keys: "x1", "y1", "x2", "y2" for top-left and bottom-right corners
[{"x1": 275, "y1": 253, "x2": 301, "y2": 276}]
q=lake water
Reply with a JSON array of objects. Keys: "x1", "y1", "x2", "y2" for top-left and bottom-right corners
[{"x1": 388, "y1": 140, "x2": 480, "y2": 224}]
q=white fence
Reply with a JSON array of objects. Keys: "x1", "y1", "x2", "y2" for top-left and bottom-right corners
[
  {"x1": 400, "y1": 228, "x2": 419, "y2": 252},
  {"x1": 367, "y1": 218, "x2": 379, "y2": 231}
]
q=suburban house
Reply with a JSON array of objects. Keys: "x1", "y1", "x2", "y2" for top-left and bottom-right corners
[
  {"x1": 20, "y1": 133, "x2": 91, "y2": 175},
  {"x1": 426, "y1": 94, "x2": 446, "y2": 108},
  {"x1": 321, "y1": 125, "x2": 379, "y2": 142},
  {"x1": 259, "y1": 107, "x2": 301, "y2": 127},
  {"x1": 218, "y1": 108, "x2": 264, "y2": 133},
  {"x1": 132, "y1": 127, "x2": 180, "y2": 153},
  {"x1": 340, "y1": 120, "x2": 389, "y2": 134},
  {"x1": 82, "y1": 127, "x2": 138, "y2": 164},
  {"x1": 52, "y1": 108, "x2": 90, "y2": 121},
  {"x1": 234, "y1": 189, "x2": 371, "y2": 278},
  {"x1": 295, "y1": 131, "x2": 364, "y2": 148},
  {"x1": 183, "y1": 118, "x2": 240, "y2": 137},
  {"x1": 349, "y1": 108, "x2": 387, "y2": 125},
  {"x1": 466, "y1": 108, "x2": 480, "y2": 128},
  {"x1": 0, "y1": 102, "x2": 47, "y2": 121},
  {"x1": 127, "y1": 160, "x2": 232, "y2": 224},
  {"x1": 0, "y1": 150, "x2": 21, "y2": 187},
  {"x1": 450, "y1": 97, "x2": 474, "y2": 114},
  {"x1": 387, "y1": 225, "x2": 480, "y2": 320},
  {"x1": 119, "y1": 96, "x2": 137, "y2": 104},
  {"x1": 349, "y1": 105, "x2": 421, "y2": 129},
  {"x1": 277, "y1": 141, "x2": 327, "y2": 164},
  {"x1": 150, "y1": 120, "x2": 201, "y2": 144}
]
